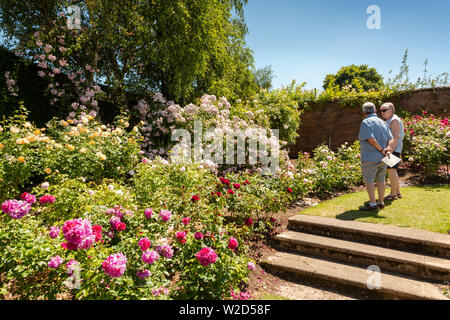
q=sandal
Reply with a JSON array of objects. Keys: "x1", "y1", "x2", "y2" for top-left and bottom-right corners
[
  {"x1": 384, "y1": 195, "x2": 397, "y2": 201},
  {"x1": 359, "y1": 203, "x2": 379, "y2": 212},
  {"x1": 377, "y1": 202, "x2": 385, "y2": 209},
  {"x1": 397, "y1": 194, "x2": 402, "y2": 199}
]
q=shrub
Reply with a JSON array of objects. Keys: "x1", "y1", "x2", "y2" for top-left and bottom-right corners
[{"x1": 403, "y1": 112, "x2": 449, "y2": 176}]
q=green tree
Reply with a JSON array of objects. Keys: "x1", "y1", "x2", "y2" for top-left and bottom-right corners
[
  {"x1": 0, "y1": 0, "x2": 257, "y2": 107},
  {"x1": 323, "y1": 64, "x2": 384, "y2": 91},
  {"x1": 252, "y1": 65, "x2": 275, "y2": 90}
]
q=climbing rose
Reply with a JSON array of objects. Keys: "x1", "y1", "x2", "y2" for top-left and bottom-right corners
[
  {"x1": 195, "y1": 247, "x2": 218, "y2": 266},
  {"x1": 102, "y1": 253, "x2": 127, "y2": 278},
  {"x1": 48, "y1": 256, "x2": 63, "y2": 269},
  {"x1": 142, "y1": 250, "x2": 159, "y2": 264},
  {"x1": 1, "y1": 200, "x2": 31, "y2": 219}
]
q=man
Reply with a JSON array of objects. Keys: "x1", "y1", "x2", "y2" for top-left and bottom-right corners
[
  {"x1": 358, "y1": 102, "x2": 394, "y2": 211},
  {"x1": 380, "y1": 102, "x2": 405, "y2": 201}
]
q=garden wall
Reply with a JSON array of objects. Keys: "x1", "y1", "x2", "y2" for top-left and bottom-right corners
[{"x1": 289, "y1": 86, "x2": 450, "y2": 157}]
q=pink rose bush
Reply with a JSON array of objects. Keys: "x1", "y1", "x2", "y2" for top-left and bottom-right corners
[{"x1": 1, "y1": 200, "x2": 31, "y2": 219}]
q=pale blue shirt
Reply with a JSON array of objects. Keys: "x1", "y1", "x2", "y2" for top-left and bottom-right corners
[{"x1": 358, "y1": 113, "x2": 393, "y2": 162}]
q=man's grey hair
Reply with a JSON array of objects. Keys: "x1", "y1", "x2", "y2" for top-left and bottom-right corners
[
  {"x1": 362, "y1": 102, "x2": 376, "y2": 114},
  {"x1": 381, "y1": 102, "x2": 395, "y2": 113}
]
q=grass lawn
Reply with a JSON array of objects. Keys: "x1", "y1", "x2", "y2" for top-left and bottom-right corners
[{"x1": 299, "y1": 185, "x2": 450, "y2": 234}]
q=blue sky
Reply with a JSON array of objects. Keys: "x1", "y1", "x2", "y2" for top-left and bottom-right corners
[{"x1": 243, "y1": 0, "x2": 450, "y2": 90}]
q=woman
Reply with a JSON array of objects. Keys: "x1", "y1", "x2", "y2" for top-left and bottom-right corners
[{"x1": 380, "y1": 102, "x2": 404, "y2": 200}]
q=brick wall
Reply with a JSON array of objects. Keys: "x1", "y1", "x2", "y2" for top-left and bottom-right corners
[{"x1": 289, "y1": 86, "x2": 450, "y2": 157}]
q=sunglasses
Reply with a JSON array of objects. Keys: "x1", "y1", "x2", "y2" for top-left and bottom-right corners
[{"x1": 380, "y1": 109, "x2": 389, "y2": 113}]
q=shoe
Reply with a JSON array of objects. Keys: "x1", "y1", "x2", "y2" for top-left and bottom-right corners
[
  {"x1": 377, "y1": 202, "x2": 385, "y2": 209},
  {"x1": 397, "y1": 193, "x2": 402, "y2": 199},
  {"x1": 359, "y1": 203, "x2": 379, "y2": 211},
  {"x1": 384, "y1": 195, "x2": 398, "y2": 201}
]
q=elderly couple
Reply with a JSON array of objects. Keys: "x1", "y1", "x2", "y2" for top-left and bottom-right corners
[{"x1": 358, "y1": 102, "x2": 405, "y2": 211}]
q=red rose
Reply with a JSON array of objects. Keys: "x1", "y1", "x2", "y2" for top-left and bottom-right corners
[
  {"x1": 227, "y1": 189, "x2": 235, "y2": 195},
  {"x1": 233, "y1": 183, "x2": 241, "y2": 190},
  {"x1": 245, "y1": 217, "x2": 253, "y2": 226},
  {"x1": 191, "y1": 195, "x2": 200, "y2": 202},
  {"x1": 287, "y1": 187, "x2": 293, "y2": 193},
  {"x1": 116, "y1": 222, "x2": 126, "y2": 231}
]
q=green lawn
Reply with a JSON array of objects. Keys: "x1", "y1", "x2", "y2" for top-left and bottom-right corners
[{"x1": 299, "y1": 185, "x2": 450, "y2": 234}]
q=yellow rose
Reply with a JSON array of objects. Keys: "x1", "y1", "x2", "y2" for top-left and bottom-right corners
[
  {"x1": 0, "y1": 143, "x2": 4, "y2": 150},
  {"x1": 18, "y1": 156, "x2": 25, "y2": 163},
  {"x1": 60, "y1": 120, "x2": 69, "y2": 127},
  {"x1": 45, "y1": 168, "x2": 52, "y2": 174}
]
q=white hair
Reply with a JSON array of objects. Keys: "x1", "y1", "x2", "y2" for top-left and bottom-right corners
[
  {"x1": 362, "y1": 102, "x2": 376, "y2": 114},
  {"x1": 381, "y1": 102, "x2": 395, "y2": 113}
]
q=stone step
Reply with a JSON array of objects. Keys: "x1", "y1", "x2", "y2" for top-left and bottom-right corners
[
  {"x1": 261, "y1": 251, "x2": 448, "y2": 300},
  {"x1": 288, "y1": 215, "x2": 450, "y2": 258},
  {"x1": 274, "y1": 231, "x2": 450, "y2": 282}
]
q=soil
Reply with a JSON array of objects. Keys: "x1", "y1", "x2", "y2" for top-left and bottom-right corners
[{"x1": 245, "y1": 165, "x2": 450, "y2": 300}]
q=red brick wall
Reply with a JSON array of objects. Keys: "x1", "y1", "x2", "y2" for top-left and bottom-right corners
[{"x1": 289, "y1": 86, "x2": 450, "y2": 157}]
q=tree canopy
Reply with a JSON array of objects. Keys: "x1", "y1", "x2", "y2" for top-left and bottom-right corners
[
  {"x1": 323, "y1": 64, "x2": 384, "y2": 91},
  {"x1": 0, "y1": 0, "x2": 257, "y2": 106}
]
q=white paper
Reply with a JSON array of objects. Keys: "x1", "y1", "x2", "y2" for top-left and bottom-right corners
[{"x1": 381, "y1": 153, "x2": 401, "y2": 167}]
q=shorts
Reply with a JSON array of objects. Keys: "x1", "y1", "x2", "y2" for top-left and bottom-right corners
[
  {"x1": 387, "y1": 152, "x2": 402, "y2": 170},
  {"x1": 361, "y1": 161, "x2": 388, "y2": 184}
]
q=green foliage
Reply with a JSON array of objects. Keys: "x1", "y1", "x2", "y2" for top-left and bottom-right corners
[
  {"x1": 0, "y1": 107, "x2": 141, "y2": 202},
  {"x1": 0, "y1": 0, "x2": 257, "y2": 106},
  {"x1": 323, "y1": 64, "x2": 384, "y2": 91},
  {"x1": 295, "y1": 141, "x2": 363, "y2": 198}
]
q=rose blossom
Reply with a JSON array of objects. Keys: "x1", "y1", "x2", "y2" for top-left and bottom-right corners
[
  {"x1": 136, "y1": 269, "x2": 151, "y2": 279},
  {"x1": 144, "y1": 208, "x2": 153, "y2": 219},
  {"x1": 102, "y1": 253, "x2": 127, "y2": 278},
  {"x1": 159, "y1": 209, "x2": 171, "y2": 222},
  {"x1": 62, "y1": 218, "x2": 96, "y2": 250},
  {"x1": 182, "y1": 217, "x2": 190, "y2": 225},
  {"x1": 194, "y1": 232, "x2": 204, "y2": 240},
  {"x1": 176, "y1": 231, "x2": 187, "y2": 244},
  {"x1": 39, "y1": 195, "x2": 56, "y2": 204},
  {"x1": 142, "y1": 250, "x2": 159, "y2": 265},
  {"x1": 48, "y1": 256, "x2": 63, "y2": 269},
  {"x1": 247, "y1": 262, "x2": 256, "y2": 270},
  {"x1": 195, "y1": 247, "x2": 218, "y2": 266},
  {"x1": 138, "y1": 237, "x2": 151, "y2": 251},
  {"x1": 245, "y1": 217, "x2": 253, "y2": 226},
  {"x1": 156, "y1": 244, "x2": 173, "y2": 258},
  {"x1": 228, "y1": 237, "x2": 238, "y2": 250},
  {"x1": 1, "y1": 200, "x2": 31, "y2": 219},
  {"x1": 21, "y1": 192, "x2": 36, "y2": 204},
  {"x1": 49, "y1": 226, "x2": 60, "y2": 239}
]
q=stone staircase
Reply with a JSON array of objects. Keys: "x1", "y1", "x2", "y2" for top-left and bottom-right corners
[{"x1": 261, "y1": 215, "x2": 450, "y2": 300}]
